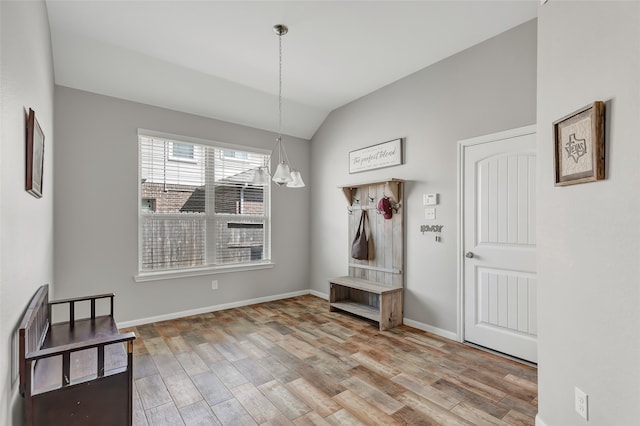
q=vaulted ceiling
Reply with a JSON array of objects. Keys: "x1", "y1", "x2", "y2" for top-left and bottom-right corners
[{"x1": 46, "y1": 1, "x2": 538, "y2": 139}]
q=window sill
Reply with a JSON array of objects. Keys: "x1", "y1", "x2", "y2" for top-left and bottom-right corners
[{"x1": 134, "y1": 262, "x2": 275, "y2": 282}]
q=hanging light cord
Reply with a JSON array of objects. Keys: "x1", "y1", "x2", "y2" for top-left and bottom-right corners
[
  {"x1": 278, "y1": 29, "x2": 283, "y2": 139},
  {"x1": 276, "y1": 29, "x2": 290, "y2": 166}
]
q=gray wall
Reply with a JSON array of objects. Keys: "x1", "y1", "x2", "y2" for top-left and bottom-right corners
[
  {"x1": 536, "y1": 2, "x2": 640, "y2": 425},
  {"x1": 0, "y1": 1, "x2": 55, "y2": 424},
  {"x1": 53, "y1": 87, "x2": 310, "y2": 323},
  {"x1": 309, "y1": 20, "x2": 537, "y2": 335}
]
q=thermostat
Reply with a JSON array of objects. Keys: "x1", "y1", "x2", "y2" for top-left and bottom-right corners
[{"x1": 423, "y1": 193, "x2": 439, "y2": 206}]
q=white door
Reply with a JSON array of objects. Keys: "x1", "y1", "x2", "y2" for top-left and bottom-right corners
[{"x1": 461, "y1": 126, "x2": 537, "y2": 363}]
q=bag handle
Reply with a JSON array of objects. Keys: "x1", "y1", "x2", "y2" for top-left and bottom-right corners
[
  {"x1": 351, "y1": 210, "x2": 369, "y2": 260},
  {"x1": 356, "y1": 210, "x2": 367, "y2": 237}
]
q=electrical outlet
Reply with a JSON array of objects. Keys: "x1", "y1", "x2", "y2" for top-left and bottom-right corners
[
  {"x1": 211, "y1": 280, "x2": 218, "y2": 290},
  {"x1": 575, "y1": 387, "x2": 588, "y2": 420}
]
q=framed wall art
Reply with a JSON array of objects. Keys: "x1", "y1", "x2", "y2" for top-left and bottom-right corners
[
  {"x1": 26, "y1": 108, "x2": 45, "y2": 198},
  {"x1": 349, "y1": 138, "x2": 403, "y2": 174},
  {"x1": 553, "y1": 101, "x2": 605, "y2": 186}
]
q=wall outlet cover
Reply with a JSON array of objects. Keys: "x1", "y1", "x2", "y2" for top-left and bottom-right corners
[{"x1": 575, "y1": 386, "x2": 588, "y2": 420}]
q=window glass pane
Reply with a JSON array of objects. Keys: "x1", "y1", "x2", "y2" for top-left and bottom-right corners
[
  {"x1": 139, "y1": 135, "x2": 270, "y2": 272},
  {"x1": 223, "y1": 150, "x2": 248, "y2": 160},
  {"x1": 172, "y1": 142, "x2": 194, "y2": 159},
  {"x1": 215, "y1": 218, "x2": 265, "y2": 264},
  {"x1": 140, "y1": 215, "x2": 206, "y2": 271},
  {"x1": 214, "y1": 184, "x2": 264, "y2": 215},
  {"x1": 141, "y1": 198, "x2": 156, "y2": 212}
]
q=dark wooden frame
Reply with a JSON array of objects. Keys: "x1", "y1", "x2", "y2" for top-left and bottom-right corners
[
  {"x1": 26, "y1": 108, "x2": 45, "y2": 198},
  {"x1": 553, "y1": 101, "x2": 605, "y2": 186}
]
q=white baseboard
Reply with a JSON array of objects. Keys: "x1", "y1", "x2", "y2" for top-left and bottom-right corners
[
  {"x1": 309, "y1": 289, "x2": 328, "y2": 300},
  {"x1": 118, "y1": 288, "x2": 459, "y2": 348},
  {"x1": 534, "y1": 414, "x2": 546, "y2": 426},
  {"x1": 117, "y1": 289, "x2": 310, "y2": 328},
  {"x1": 403, "y1": 318, "x2": 459, "y2": 341}
]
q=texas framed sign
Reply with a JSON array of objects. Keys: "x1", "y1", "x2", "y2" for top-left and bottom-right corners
[{"x1": 553, "y1": 101, "x2": 605, "y2": 186}]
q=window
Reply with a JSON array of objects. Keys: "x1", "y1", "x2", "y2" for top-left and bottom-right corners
[
  {"x1": 171, "y1": 142, "x2": 194, "y2": 160},
  {"x1": 138, "y1": 132, "x2": 271, "y2": 275},
  {"x1": 223, "y1": 149, "x2": 248, "y2": 160}
]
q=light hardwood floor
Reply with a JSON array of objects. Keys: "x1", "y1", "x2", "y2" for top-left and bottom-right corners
[{"x1": 122, "y1": 295, "x2": 537, "y2": 425}]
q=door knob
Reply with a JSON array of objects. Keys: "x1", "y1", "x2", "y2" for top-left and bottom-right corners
[{"x1": 465, "y1": 252, "x2": 474, "y2": 258}]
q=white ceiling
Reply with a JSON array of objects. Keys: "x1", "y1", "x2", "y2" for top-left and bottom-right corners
[{"x1": 45, "y1": 1, "x2": 538, "y2": 139}]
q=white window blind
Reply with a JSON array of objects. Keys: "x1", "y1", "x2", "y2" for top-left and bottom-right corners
[{"x1": 138, "y1": 134, "x2": 270, "y2": 273}]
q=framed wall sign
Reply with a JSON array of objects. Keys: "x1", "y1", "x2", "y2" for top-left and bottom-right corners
[
  {"x1": 553, "y1": 101, "x2": 605, "y2": 186},
  {"x1": 349, "y1": 138, "x2": 403, "y2": 174},
  {"x1": 26, "y1": 108, "x2": 45, "y2": 198}
]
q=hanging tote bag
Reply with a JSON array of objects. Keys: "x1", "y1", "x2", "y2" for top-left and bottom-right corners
[{"x1": 351, "y1": 210, "x2": 369, "y2": 260}]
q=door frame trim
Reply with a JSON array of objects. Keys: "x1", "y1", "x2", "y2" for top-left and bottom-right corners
[{"x1": 456, "y1": 124, "x2": 537, "y2": 342}]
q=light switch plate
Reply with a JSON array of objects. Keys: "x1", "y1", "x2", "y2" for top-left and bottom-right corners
[{"x1": 425, "y1": 208, "x2": 436, "y2": 220}]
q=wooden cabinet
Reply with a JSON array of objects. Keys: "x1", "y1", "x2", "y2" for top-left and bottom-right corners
[{"x1": 330, "y1": 178, "x2": 404, "y2": 331}]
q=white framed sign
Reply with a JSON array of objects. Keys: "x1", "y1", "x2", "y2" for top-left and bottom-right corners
[{"x1": 349, "y1": 138, "x2": 403, "y2": 174}]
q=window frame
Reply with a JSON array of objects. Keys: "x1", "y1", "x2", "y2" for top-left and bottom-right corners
[{"x1": 135, "y1": 129, "x2": 273, "y2": 282}]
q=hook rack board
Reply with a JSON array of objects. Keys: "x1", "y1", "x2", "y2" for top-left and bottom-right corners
[{"x1": 330, "y1": 178, "x2": 404, "y2": 330}]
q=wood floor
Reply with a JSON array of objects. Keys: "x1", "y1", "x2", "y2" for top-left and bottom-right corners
[{"x1": 121, "y1": 295, "x2": 537, "y2": 426}]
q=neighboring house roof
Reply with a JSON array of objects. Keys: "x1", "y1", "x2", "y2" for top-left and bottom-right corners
[{"x1": 180, "y1": 187, "x2": 205, "y2": 213}]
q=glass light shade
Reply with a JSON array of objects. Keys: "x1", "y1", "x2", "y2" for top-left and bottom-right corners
[
  {"x1": 252, "y1": 167, "x2": 271, "y2": 185},
  {"x1": 286, "y1": 170, "x2": 305, "y2": 188},
  {"x1": 272, "y1": 162, "x2": 292, "y2": 185}
]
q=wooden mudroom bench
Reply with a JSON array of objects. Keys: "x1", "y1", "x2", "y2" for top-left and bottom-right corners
[
  {"x1": 329, "y1": 276, "x2": 403, "y2": 331},
  {"x1": 19, "y1": 284, "x2": 135, "y2": 426},
  {"x1": 332, "y1": 178, "x2": 405, "y2": 331}
]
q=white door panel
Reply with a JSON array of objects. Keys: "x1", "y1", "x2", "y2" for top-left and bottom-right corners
[
  {"x1": 476, "y1": 268, "x2": 537, "y2": 335},
  {"x1": 477, "y1": 154, "x2": 536, "y2": 246},
  {"x1": 462, "y1": 127, "x2": 537, "y2": 363}
]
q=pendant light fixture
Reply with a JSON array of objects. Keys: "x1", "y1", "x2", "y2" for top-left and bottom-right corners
[{"x1": 253, "y1": 24, "x2": 305, "y2": 188}]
